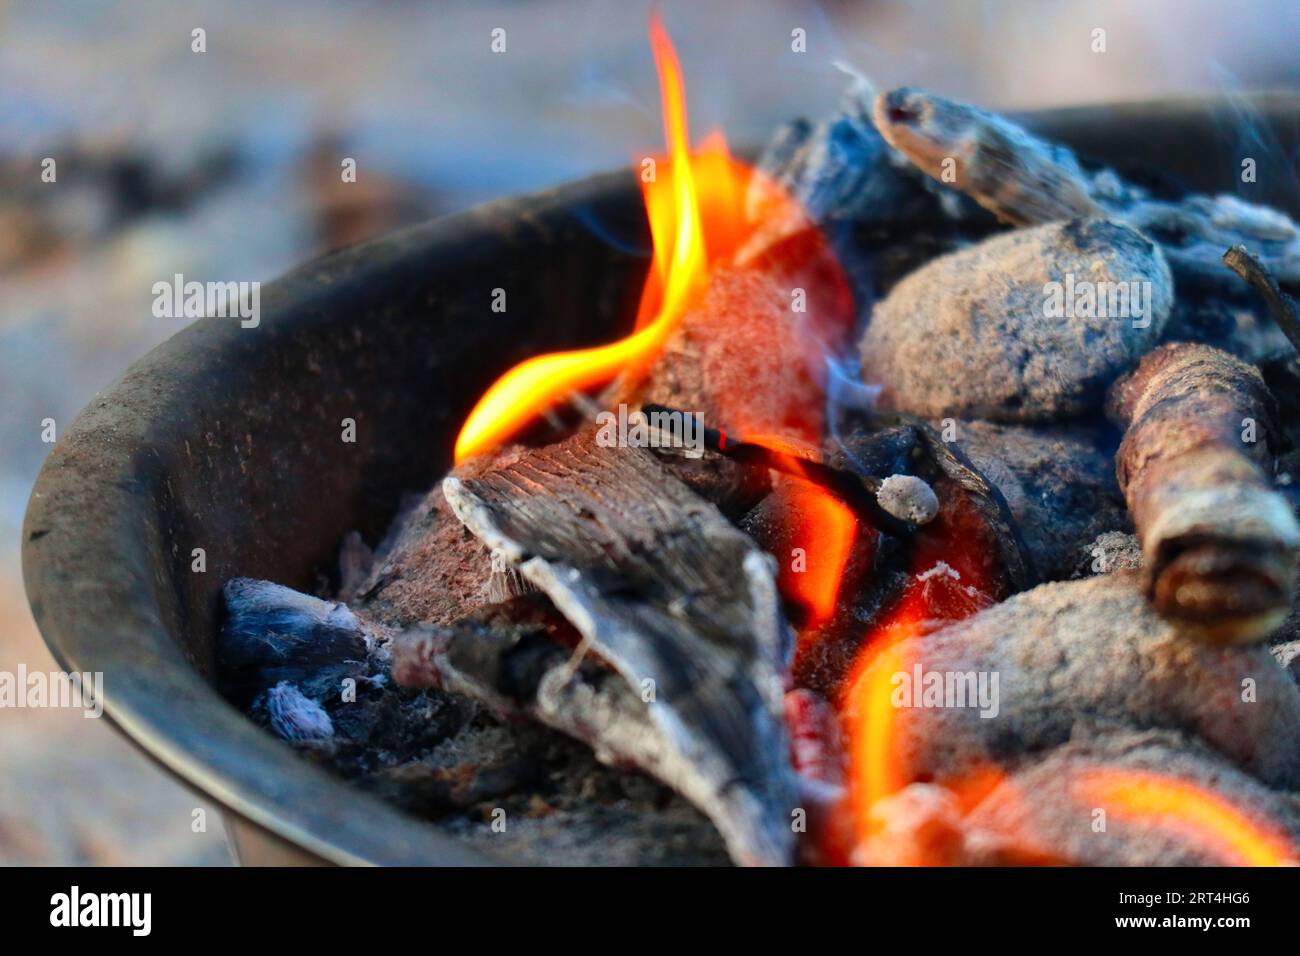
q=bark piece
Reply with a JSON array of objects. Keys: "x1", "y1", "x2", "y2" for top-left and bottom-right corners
[
  {"x1": 442, "y1": 429, "x2": 798, "y2": 866},
  {"x1": 1107, "y1": 342, "x2": 1300, "y2": 642},
  {"x1": 860, "y1": 219, "x2": 1173, "y2": 422},
  {"x1": 873, "y1": 86, "x2": 1103, "y2": 228}
]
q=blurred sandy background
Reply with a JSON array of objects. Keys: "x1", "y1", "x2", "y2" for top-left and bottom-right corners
[{"x1": 1, "y1": 0, "x2": 1297, "y2": 865}]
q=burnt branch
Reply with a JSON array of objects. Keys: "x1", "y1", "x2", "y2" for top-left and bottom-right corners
[
  {"x1": 1223, "y1": 244, "x2": 1300, "y2": 356},
  {"x1": 640, "y1": 402, "x2": 934, "y2": 536},
  {"x1": 874, "y1": 86, "x2": 1300, "y2": 290},
  {"x1": 1107, "y1": 342, "x2": 1300, "y2": 642}
]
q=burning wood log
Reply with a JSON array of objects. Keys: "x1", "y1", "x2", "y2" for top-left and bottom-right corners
[
  {"x1": 358, "y1": 448, "x2": 539, "y2": 627},
  {"x1": 873, "y1": 87, "x2": 1300, "y2": 290},
  {"x1": 859, "y1": 218, "x2": 1173, "y2": 422},
  {"x1": 1107, "y1": 342, "x2": 1300, "y2": 642},
  {"x1": 610, "y1": 261, "x2": 852, "y2": 515},
  {"x1": 441, "y1": 428, "x2": 798, "y2": 866},
  {"x1": 621, "y1": 265, "x2": 848, "y2": 444},
  {"x1": 844, "y1": 572, "x2": 1300, "y2": 797}
]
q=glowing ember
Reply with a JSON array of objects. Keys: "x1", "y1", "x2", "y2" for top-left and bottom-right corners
[
  {"x1": 455, "y1": 12, "x2": 753, "y2": 463},
  {"x1": 740, "y1": 433, "x2": 860, "y2": 630},
  {"x1": 1077, "y1": 769, "x2": 1298, "y2": 867},
  {"x1": 785, "y1": 482, "x2": 857, "y2": 628},
  {"x1": 842, "y1": 529, "x2": 999, "y2": 854}
]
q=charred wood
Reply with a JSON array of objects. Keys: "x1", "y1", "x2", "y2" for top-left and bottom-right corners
[
  {"x1": 441, "y1": 428, "x2": 798, "y2": 866},
  {"x1": 1107, "y1": 342, "x2": 1300, "y2": 642},
  {"x1": 873, "y1": 87, "x2": 1300, "y2": 291}
]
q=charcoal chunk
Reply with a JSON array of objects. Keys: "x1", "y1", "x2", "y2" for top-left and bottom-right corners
[
  {"x1": 860, "y1": 219, "x2": 1173, "y2": 421},
  {"x1": 842, "y1": 572, "x2": 1300, "y2": 790},
  {"x1": 219, "y1": 577, "x2": 370, "y2": 705},
  {"x1": 264, "y1": 681, "x2": 334, "y2": 742}
]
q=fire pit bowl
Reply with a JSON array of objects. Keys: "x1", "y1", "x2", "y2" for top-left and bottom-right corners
[{"x1": 22, "y1": 96, "x2": 1300, "y2": 866}]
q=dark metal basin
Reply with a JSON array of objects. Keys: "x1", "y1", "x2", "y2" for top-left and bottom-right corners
[{"x1": 22, "y1": 96, "x2": 1300, "y2": 865}]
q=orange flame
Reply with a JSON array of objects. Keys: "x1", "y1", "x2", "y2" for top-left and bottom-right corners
[
  {"x1": 786, "y1": 484, "x2": 857, "y2": 627},
  {"x1": 1077, "y1": 769, "x2": 1298, "y2": 866},
  {"x1": 455, "y1": 13, "x2": 751, "y2": 463},
  {"x1": 742, "y1": 433, "x2": 859, "y2": 630},
  {"x1": 844, "y1": 591, "x2": 926, "y2": 838},
  {"x1": 842, "y1": 522, "x2": 999, "y2": 853}
]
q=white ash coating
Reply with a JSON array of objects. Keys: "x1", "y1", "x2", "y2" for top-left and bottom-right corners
[
  {"x1": 860, "y1": 218, "x2": 1173, "y2": 422},
  {"x1": 1080, "y1": 530, "x2": 1143, "y2": 575},
  {"x1": 265, "y1": 681, "x2": 334, "y2": 742},
  {"x1": 876, "y1": 473, "x2": 939, "y2": 524}
]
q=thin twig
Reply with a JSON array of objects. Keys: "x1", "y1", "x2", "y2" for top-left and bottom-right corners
[
  {"x1": 1223, "y1": 244, "x2": 1300, "y2": 357},
  {"x1": 640, "y1": 402, "x2": 917, "y2": 537}
]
